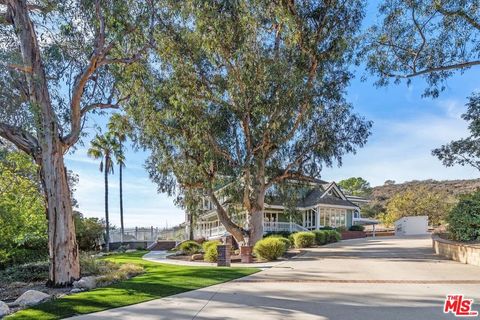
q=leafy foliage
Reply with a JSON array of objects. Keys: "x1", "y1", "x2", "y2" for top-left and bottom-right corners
[
  {"x1": 292, "y1": 231, "x2": 315, "y2": 248},
  {"x1": 123, "y1": 0, "x2": 371, "y2": 244},
  {"x1": 74, "y1": 212, "x2": 105, "y2": 252},
  {"x1": 365, "y1": 0, "x2": 480, "y2": 97},
  {"x1": 0, "y1": 150, "x2": 47, "y2": 268},
  {"x1": 433, "y1": 93, "x2": 480, "y2": 171},
  {"x1": 253, "y1": 237, "x2": 287, "y2": 261},
  {"x1": 202, "y1": 240, "x2": 221, "y2": 253},
  {"x1": 338, "y1": 177, "x2": 372, "y2": 196},
  {"x1": 446, "y1": 191, "x2": 480, "y2": 242},
  {"x1": 349, "y1": 225, "x2": 365, "y2": 231},
  {"x1": 178, "y1": 241, "x2": 202, "y2": 255},
  {"x1": 382, "y1": 185, "x2": 455, "y2": 226},
  {"x1": 204, "y1": 244, "x2": 219, "y2": 263},
  {"x1": 312, "y1": 230, "x2": 341, "y2": 245}
]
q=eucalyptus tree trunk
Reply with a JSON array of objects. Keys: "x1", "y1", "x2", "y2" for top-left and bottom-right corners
[
  {"x1": 104, "y1": 158, "x2": 110, "y2": 252},
  {"x1": 5, "y1": 0, "x2": 80, "y2": 287},
  {"x1": 119, "y1": 163, "x2": 124, "y2": 243},
  {"x1": 41, "y1": 137, "x2": 80, "y2": 287}
]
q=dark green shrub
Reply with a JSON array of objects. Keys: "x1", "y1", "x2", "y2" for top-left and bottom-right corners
[
  {"x1": 204, "y1": 244, "x2": 218, "y2": 262},
  {"x1": 178, "y1": 240, "x2": 202, "y2": 255},
  {"x1": 74, "y1": 212, "x2": 104, "y2": 251},
  {"x1": 447, "y1": 192, "x2": 480, "y2": 241},
  {"x1": 0, "y1": 261, "x2": 49, "y2": 283},
  {"x1": 312, "y1": 230, "x2": 327, "y2": 245},
  {"x1": 318, "y1": 226, "x2": 333, "y2": 230},
  {"x1": 264, "y1": 231, "x2": 291, "y2": 238},
  {"x1": 254, "y1": 238, "x2": 286, "y2": 261},
  {"x1": 349, "y1": 225, "x2": 365, "y2": 231},
  {"x1": 336, "y1": 226, "x2": 347, "y2": 232},
  {"x1": 202, "y1": 240, "x2": 221, "y2": 252},
  {"x1": 325, "y1": 230, "x2": 342, "y2": 243},
  {"x1": 293, "y1": 232, "x2": 315, "y2": 248}
]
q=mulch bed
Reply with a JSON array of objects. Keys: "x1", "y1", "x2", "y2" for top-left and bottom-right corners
[{"x1": 0, "y1": 281, "x2": 70, "y2": 304}]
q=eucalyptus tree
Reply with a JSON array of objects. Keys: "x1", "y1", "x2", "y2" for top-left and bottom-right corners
[
  {"x1": 125, "y1": 0, "x2": 371, "y2": 245},
  {"x1": 107, "y1": 114, "x2": 132, "y2": 243},
  {"x1": 87, "y1": 133, "x2": 123, "y2": 252},
  {"x1": 365, "y1": 0, "x2": 480, "y2": 98},
  {"x1": 0, "y1": 0, "x2": 155, "y2": 285}
]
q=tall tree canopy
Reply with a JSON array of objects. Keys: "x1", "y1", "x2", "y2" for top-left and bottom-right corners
[
  {"x1": 433, "y1": 93, "x2": 480, "y2": 170},
  {"x1": 365, "y1": 0, "x2": 480, "y2": 97},
  {"x1": 0, "y1": 0, "x2": 155, "y2": 285},
  {"x1": 338, "y1": 177, "x2": 372, "y2": 196},
  {"x1": 124, "y1": 0, "x2": 371, "y2": 245}
]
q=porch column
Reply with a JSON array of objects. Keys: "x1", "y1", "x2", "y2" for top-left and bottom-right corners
[{"x1": 316, "y1": 207, "x2": 320, "y2": 230}]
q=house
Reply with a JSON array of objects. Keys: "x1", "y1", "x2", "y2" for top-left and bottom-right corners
[{"x1": 188, "y1": 178, "x2": 369, "y2": 240}]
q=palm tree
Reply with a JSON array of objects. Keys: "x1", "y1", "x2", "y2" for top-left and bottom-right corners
[
  {"x1": 87, "y1": 133, "x2": 123, "y2": 252},
  {"x1": 107, "y1": 114, "x2": 132, "y2": 243}
]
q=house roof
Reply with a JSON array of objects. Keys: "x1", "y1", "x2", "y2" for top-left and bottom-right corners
[{"x1": 300, "y1": 189, "x2": 358, "y2": 208}]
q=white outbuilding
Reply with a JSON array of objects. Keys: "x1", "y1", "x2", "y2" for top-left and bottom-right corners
[{"x1": 394, "y1": 216, "x2": 429, "y2": 236}]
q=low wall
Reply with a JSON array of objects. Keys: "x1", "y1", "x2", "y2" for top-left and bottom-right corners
[
  {"x1": 341, "y1": 231, "x2": 366, "y2": 240},
  {"x1": 432, "y1": 234, "x2": 480, "y2": 267}
]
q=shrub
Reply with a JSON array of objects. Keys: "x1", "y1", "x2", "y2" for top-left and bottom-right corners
[
  {"x1": 349, "y1": 225, "x2": 365, "y2": 231},
  {"x1": 178, "y1": 240, "x2": 202, "y2": 255},
  {"x1": 80, "y1": 253, "x2": 118, "y2": 276},
  {"x1": 312, "y1": 230, "x2": 327, "y2": 245},
  {"x1": 0, "y1": 261, "x2": 49, "y2": 283},
  {"x1": 318, "y1": 226, "x2": 333, "y2": 230},
  {"x1": 96, "y1": 263, "x2": 143, "y2": 286},
  {"x1": 293, "y1": 232, "x2": 315, "y2": 248},
  {"x1": 336, "y1": 226, "x2": 347, "y2": 232},
  {"x1": 202, "y1": 240, "x2": 221, "y2": 252},
  {"x1": 447, "y1": 192, "x2": 480, "y2": 242},
  {"x1": 265, "y1": 234, "x2": 291, "y2": 250},
  {"x1": 325, "y1": 230, "x2": 341, "y2": 243},
  {"x1": 254, "y1": 238, "x2": 286, "y2": 261},
  {"x1": 204, "y1": 244, "x2": 218, "y2": 262},
  {"x1": 74, "y1": 212, "x2": 104, "y2": 251},
  {"x1": 264, "y1": 231, "x2": 291, "y2": 238}
]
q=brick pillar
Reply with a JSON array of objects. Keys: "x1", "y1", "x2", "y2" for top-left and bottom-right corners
[
  {"x1": 217, "y1": 244, "x2": 231, "y2": 267},
  {"x1": 240, "y1": 246, "x2": 253, "y2": 263}
]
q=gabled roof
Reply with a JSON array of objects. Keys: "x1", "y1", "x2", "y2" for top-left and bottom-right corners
[{"x1": 299, "y1": 188, "x2": 358, "y2": 208}]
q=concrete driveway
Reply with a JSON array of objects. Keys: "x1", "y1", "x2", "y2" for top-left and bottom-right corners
[{"x1": 73, "y1": 236, "x2": 480, "y2": 320}]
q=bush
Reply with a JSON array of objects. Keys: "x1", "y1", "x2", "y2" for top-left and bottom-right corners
[
  {"x1": 0, "y1": 261, "x2": 49, "y2": 283},
  {"x1": 264, "y1": 231, "x2": 291, "y2": 238},
  {"x1": 447, "y1": 192, "x2": 480, "y2": 242},
  {"x1": 349, "y1": 225, "x2": 365, "y2": 231},
  {"x1": 80, "y1": 253, "x2": 118, "y2": 276},
  {"x1": 254, "y1": 238, "x2": 286, "y2": 261},
  {"x1": 178, "y1": 240, "x2": 202, "y2": 255},
  {"x1": 96, "y1": 263, "x2": 143, "y2": 286},
  {"x1": 265, "y1": 234, "x2": 291, "y2": 251},
  {"x1": 336, "y1": 226, "x2": 347, "y2": 232},
  {"x1": 204, "y1": 244, "x2": 218, "y2": 262},
  {"x1": 202, "y1": 240, "x2": 221, "y2": 252},
  {"x1": 312, "y1": 230, "x2": 327, "y2": 245},
  {"x1": 325, "y1": 230, "x2": 341, "y2": 243},
  {"x1": 293, "y1": 232, "x2": 315, "y2": 248},
  {"x1": 318, "y1": 226, "x2": 333, "y2": 230},
  {"x1": 74, "y1": 212, "x2": 104, "y2": 252}
]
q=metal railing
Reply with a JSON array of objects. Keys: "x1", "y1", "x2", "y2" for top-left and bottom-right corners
[{"x1": 194, "y1": 221, "x2": 309, "y2": 239}]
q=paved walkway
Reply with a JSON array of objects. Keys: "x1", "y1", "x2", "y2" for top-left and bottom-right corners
[{"x1": 73, "y1": 236, "x2": 480, "y2": 320}]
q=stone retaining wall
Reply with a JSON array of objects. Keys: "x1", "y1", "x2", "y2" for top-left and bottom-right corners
[{"x1": 432, "y1": 234, "x2": 480, "y2": 267}]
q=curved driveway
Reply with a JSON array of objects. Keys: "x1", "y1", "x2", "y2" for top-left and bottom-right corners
[{"x1": 74, "y1": 236, "x2": 480, "y2": 320}]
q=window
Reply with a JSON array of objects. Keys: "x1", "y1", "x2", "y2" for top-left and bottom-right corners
[
  {"x1": 319, "y1": 207, "x2": 347, "y2": 228},
  {"x1": 304, "y1": 209, "x2": 317, "y2": 230},
  {"x1": 265, "y1": 212, "x2": 278, "y2": 222}
]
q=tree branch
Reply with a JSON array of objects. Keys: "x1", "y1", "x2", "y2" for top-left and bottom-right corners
[
  {"x1": 383, "y1": 60, "x2": 480, "y2": 79},
  {"x1": 0, "y1": 122, "x2": 38, "y2": 155},
  {"x1": 79, "y1": 95, "x2": 130, "y2": 117}
]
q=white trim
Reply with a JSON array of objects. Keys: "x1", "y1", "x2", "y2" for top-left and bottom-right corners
[{"x1": 321, "y1": 182, "x2": 347, "y2": 200}]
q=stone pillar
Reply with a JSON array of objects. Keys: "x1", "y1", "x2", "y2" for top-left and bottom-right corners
[
  {"x1": 217, "y1": 244, "x2": 231, "y2": 267},
  {"x1": 240, "y1": 246, "x2": 253, "y2": 263}
]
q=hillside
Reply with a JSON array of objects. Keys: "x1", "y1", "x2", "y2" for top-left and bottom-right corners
[{"x1": 371, "y1": 178, "x2": 480, "y2": 204}]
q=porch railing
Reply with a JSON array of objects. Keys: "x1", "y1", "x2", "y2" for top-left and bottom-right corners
[{"x1": 263, "y1": 221, "x2": 309, "y2": 233}]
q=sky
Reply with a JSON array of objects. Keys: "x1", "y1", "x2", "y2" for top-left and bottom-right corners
[{"x1": 64, "y1": 4, "x2": 479, "y2": 229}]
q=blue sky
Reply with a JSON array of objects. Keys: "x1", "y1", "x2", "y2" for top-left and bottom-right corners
[{"x1": 65, "y1": 4, "x2": 479, "y2": 228}]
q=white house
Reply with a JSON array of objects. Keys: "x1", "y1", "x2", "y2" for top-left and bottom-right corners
[{"x1": 187, "y1": 179, "x2": 369, "y2": 240}]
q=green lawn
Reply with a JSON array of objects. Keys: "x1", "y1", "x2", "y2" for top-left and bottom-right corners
[{"x1": 7, "y1": 251, "x2": 258, "y2": 320}]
